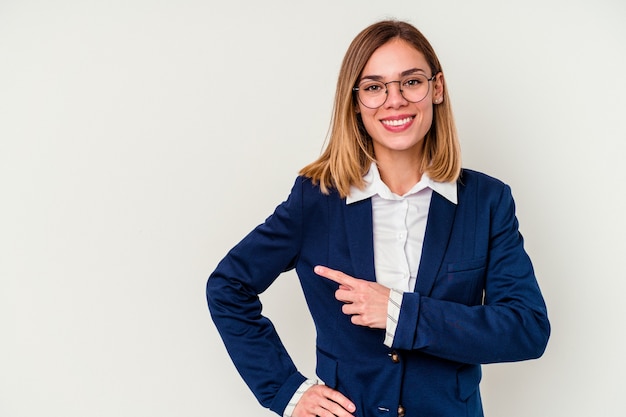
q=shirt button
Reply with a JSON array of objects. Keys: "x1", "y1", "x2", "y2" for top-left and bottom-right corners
[
  {"x1": 398, "y1": 404, "x2": 406, "y2": 417},
  {"x1": 390, "y1": 351, "x2": 400, "y2": 363}
]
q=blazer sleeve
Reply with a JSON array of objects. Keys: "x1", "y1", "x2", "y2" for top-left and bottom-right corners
[
  {"x1": 392, "y1": 182, "x2": 550, "y2": 364},
  {"x1": 206, "y1": 177, "x2": 307, "y2": 415}
]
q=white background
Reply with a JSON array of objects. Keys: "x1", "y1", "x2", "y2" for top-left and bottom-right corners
[{"x1": 1, "y1": 1, "x2": 625, "y2": 416}]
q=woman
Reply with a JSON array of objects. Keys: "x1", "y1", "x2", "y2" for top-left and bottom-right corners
[{"x1": 207, "y1": 20, "x2": 550, "y2": 417}]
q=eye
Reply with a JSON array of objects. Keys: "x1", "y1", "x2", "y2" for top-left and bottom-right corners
[
  {"x1": 403, "y1": 77, "x2": 425, "y2": 88},
  {"x1": 360, "y1": 82, "x2": 385, "y2": 93}
]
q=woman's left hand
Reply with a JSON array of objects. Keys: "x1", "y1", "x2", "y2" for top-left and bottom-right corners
[{"x1": 314, "y1": 265, "x2": 390, "y2": 329}]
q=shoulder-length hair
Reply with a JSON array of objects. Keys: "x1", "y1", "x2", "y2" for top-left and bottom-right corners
[{"x1": 299, "y1": 20, "x2": 461, "y2": 198}]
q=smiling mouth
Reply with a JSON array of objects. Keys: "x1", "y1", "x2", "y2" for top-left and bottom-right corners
[{"x1": 381, "y1": 116, "x2": 414, "y2": 127}]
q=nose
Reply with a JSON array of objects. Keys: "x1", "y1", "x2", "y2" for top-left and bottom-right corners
[{"x1": 384, "y1": 81, "x2": 408, "y2": 108}]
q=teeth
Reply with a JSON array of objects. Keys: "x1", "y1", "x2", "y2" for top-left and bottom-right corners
[{"x1": 382, "y1": 117, "x2": 413, "y2": 127}]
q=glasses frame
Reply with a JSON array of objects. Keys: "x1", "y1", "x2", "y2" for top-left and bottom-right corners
[{"x1": 353, "y1": 74, "x2": 437, "y2": 109}]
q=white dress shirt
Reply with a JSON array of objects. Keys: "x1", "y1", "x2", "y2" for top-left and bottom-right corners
[{"x1": 284, "y1": 163, "x2": 457, "y2": 417}]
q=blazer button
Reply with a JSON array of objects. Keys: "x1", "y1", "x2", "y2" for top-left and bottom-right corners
[
  {"x1": 390, "y1": 351, "x2": 400, "y2": 363},
  {"x1": 397, "y1": 404, "x2": 406, "y2": 417}
]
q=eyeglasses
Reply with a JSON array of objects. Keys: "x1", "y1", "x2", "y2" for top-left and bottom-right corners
[{"x1": 353, "y1": 74, "x2": 437, "y2": 109}]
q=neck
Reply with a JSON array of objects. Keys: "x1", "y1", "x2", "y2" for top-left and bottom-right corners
[{"x1": 376, "y1": 154, "x2": 423, "y2": 195}]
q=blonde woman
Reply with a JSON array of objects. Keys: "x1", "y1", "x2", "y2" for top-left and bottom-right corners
[{"x1": 207, "y1": 20, "x2": 550, "y2": 417}]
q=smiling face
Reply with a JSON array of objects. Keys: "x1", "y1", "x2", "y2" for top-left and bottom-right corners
[{"x1": 357, "y1": 38, "x2": 443, "y2": 164}]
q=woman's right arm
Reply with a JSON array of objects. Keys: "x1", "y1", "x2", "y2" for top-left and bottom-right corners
[{"x1": 207, "y1": 177, "x2": 307, "y2": 415}]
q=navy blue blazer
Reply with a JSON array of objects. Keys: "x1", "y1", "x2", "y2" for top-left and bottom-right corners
[{"x1": 207, "y1": 169, "x2": 550, "y2": 417}]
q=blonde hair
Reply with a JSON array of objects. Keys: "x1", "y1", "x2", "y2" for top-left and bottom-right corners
[{"x1": 300, "y1": 20, "x2": 461, "y2": 198}]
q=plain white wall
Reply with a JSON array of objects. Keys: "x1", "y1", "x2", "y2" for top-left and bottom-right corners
[{"x1": 1, "y1": 0, "x2": 625, "y2": 416}]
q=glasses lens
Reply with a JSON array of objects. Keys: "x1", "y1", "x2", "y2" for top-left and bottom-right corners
[
  {"x1": 400, "y1": 75, "x2": 431, "y2": 103},
  {"x1": 357, "y1": 81, "x2": 387, "y2": 109}
]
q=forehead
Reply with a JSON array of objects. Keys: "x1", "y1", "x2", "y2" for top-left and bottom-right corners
[{"x1": 362, "y1": 38, "x2": 428, "y2": 77}]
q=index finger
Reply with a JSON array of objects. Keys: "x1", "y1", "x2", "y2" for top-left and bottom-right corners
[{"x1": 314, "y1": 265, "x2": 357, "y2": 288}]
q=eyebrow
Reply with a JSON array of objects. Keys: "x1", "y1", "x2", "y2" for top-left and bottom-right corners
[{"x1": 360, "y1": 67, "x2": 428, "y2": 81}]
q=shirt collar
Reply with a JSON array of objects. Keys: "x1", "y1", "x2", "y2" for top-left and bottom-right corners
[{"x1": 346, "y1": 163, "x2": 458, "y2": 205}]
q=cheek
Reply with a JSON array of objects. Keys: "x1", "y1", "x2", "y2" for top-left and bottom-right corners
[
  {"x1": 424, "y1": 111, "x2": 434, "y2": 128},
  {"x1": 359, "y1": 109, "x2": 379, "y2": 135},
  {"x1": 417, "y1": 104, "x2": 434, "y2": 127}
]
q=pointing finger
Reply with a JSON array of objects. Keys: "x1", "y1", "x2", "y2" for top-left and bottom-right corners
[{"x1": 314, "y1": 265, "x2": 356, "y2": 288}]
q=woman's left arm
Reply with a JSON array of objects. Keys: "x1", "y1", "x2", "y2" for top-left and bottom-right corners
[{"x1": 400, "y1": 183, "x2": 551, "y2": 364}]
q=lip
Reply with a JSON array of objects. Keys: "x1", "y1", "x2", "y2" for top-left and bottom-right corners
[{"x1": 379, "y1": 115, "x2": 415, "y2": 132}]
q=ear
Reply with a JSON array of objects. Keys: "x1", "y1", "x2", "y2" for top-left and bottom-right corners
[{"x1": 432, "y1": 72, "x2": 445, "y2": 103}]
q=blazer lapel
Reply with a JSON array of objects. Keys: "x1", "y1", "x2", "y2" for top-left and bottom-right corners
[
  {"x1": 414, "y1": 190, "x2": 457, "y2": 295},
  {"x1": 343, "y1": 198, "x2": 376, "y2": 282}
]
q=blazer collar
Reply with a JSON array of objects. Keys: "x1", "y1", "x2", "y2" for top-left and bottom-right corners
[
  {"x1": 414, "y1": 190, "x2": 457, "y2": 295},
  {"x1": 343, "y1": 197, "x2": 376, "y2": 282}
]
